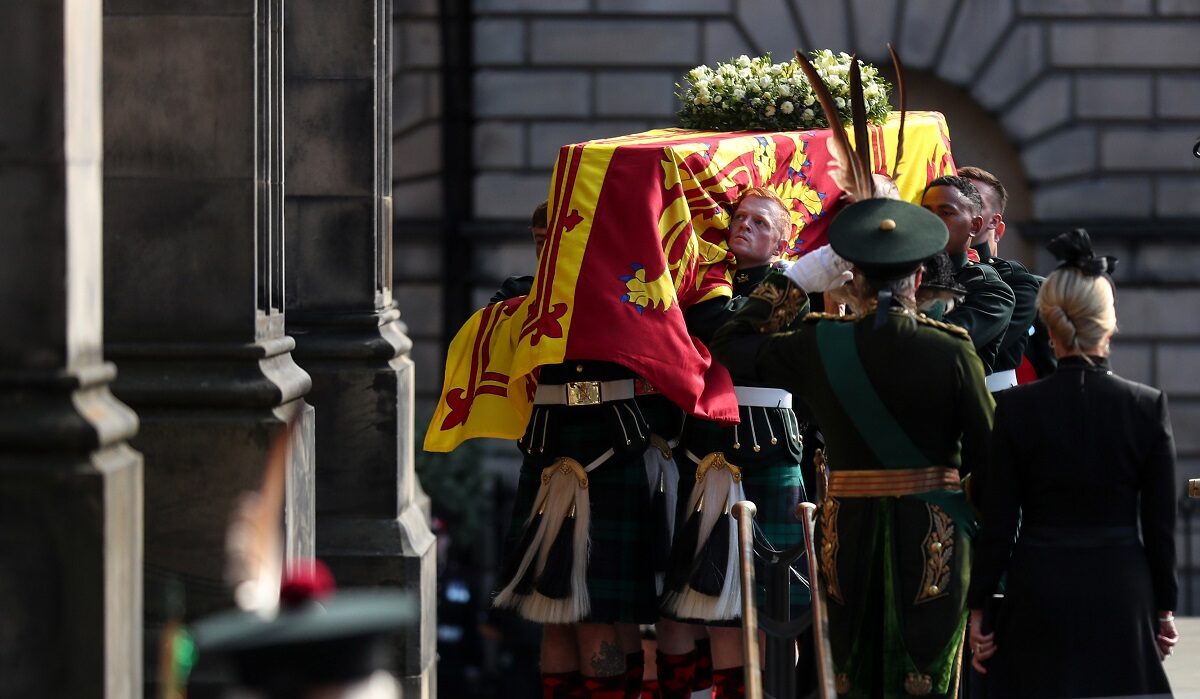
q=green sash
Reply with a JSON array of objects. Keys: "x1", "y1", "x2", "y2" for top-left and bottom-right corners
[{"x1": 815, "y1": 320, "x2": 976, "y2": 535}]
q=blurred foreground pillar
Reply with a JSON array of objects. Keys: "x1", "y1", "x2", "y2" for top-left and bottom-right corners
[
  {"x1": 0, "y1": 1, "x2": 143, "y2": 697},
  {"x1": 102, "y1": 2, "x2": 315, "y2": 692}
]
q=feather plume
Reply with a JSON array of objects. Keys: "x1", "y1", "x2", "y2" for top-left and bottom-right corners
[
  {"x1": 794, "y1": 50, "x2": 873, "y2": 203},
  {"x1": 225, "y1": 414, "x2": 299, "y2": 615},
  {"x1": 887, "y1": 43, "x2": 907, "y2": 181},
  {"x1": 848, "y1": 56, "x2": 872, "y2": 180}
]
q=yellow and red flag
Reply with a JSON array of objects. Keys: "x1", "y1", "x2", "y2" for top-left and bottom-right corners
[{"x1": 424, "y1": 111, "x2": 955, "y2": 452}]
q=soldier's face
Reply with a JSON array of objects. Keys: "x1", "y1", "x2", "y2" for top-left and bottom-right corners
[
  {"x1": 966, "y1": 179, "x2": 1006, "y2": 253},
  {"x1": 531, "y1": 226, "x2": 547, "y2": 259},
  {"x1": 728, "y1": 196, "x2": 786, "y2": 268},
  {"x1": 921, "y1": 186, "x2": 983, "y2": 255}
]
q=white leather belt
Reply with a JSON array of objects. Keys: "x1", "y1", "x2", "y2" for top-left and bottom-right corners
[
  {"x1": 985, "y1": 369, "x2": 1018, "y2": 393},
  {"x1": 534, "y1": 379, "x2": 635, "y2": 406},
  {"x1": 734, "y1": 386, "x2": 793, "y2": 408}
]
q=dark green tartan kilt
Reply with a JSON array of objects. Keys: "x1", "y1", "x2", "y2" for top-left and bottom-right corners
[
  {"x1": 662, "y1": 452, "x2": 811, "y2": 626},
  {"x1": 498, "y1": 421, "x2": 658, "y2": 625}
]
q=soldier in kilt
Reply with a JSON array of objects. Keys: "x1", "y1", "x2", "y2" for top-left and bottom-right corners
[
  {"x1": 657, "y1": 187, "x2": 811, "y2": 698},
  {"x1": 711, "y1": 199, "x2": 994, "y2": 698},
  {"x1": 493, "y1": 204, "x2": 658, "y2": 699}
]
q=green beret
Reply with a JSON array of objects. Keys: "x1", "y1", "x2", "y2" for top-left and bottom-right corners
[{"x1": 828, "y1": 199, "x2": 948, "y2": 280}]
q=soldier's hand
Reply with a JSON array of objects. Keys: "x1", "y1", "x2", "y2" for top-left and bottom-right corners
[
  {"x1": 783, "y1": 245, "x2": 853, "y2": 293},
  {"x1": 1158, "y1": 613, "x2": 1178, "y2": 659},
  {"x1": 968, "y1": 608, "x2": 997, "y2": 674}
]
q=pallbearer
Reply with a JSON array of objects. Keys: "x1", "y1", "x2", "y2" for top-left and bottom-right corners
[
  {"x1": 711, "y1": 199, "x2": 994, "y2": 698},
  {"x1": 658, "y1": 187, "x2": 811, "y2": 699}
]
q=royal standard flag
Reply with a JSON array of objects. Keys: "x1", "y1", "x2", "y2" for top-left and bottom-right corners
[{"x1": 424, "y1": 111, "x2": 956, "y2": 452}]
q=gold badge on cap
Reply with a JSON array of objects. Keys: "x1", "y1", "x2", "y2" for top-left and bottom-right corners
[{"x1": 879, "y1": 218, "x2": 897, "y2": 231}]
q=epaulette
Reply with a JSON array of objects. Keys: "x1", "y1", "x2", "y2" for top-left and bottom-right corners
[
  {"x1": 803, "y1": 311, "x2": 857, "y2": 323},
  {"x1": 914, "y1": 313, "x2": 971, "y2": 340}
]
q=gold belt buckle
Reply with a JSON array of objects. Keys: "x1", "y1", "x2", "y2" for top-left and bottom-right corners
[{"x1": 566, "y1": 380, "x2": 601, "y2": 406}]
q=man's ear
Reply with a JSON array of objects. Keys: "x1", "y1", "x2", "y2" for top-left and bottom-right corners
[
  {"x1": 993, "y1": 216, "x2": 1006, "y2": 242},
  {"x1": 969, "y1": 215, "x2": 984, "y2": 237}
]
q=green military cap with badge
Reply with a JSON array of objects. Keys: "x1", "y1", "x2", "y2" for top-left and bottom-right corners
[
  {"x1": 191, "y1": 560, "x2": 417, "y2": 699},
  {"x1": 827, "y1": 198, "x2": 949, "y2": 281}
]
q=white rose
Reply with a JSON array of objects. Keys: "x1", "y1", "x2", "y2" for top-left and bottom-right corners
[
  {"x1": 733, "y1": 88, "x2": 746, "y2": 100},
  {"x1": 781, "y1": 101, "x2": 794, "y2": 114},
  {"x1": 762, "y1": 92, "x2": 773, "y2": 101},
  {"x1": 759, "y1": 75, "x2": 772, "y2": 89},
  {"x1": 802, "y1": 108, "x2": 815, "y2": 121},
  {"x1": 712, "y1": 75, "x2": 725, "y2": 88},
  {"x1": 695, "y1": 79, "x2": 709, "y2": 91},
  {"x1": 765, "y1": 104, "x2": 776, "y2": 117},
  {"x1": 737, "y1": 55, "x2": 752, "y2": 68},
  {"x1": 803, "y1": 94, "x2": 815, "y2": 107},
  {"x1": 739, "y1": 68, "x2": 751, "y2": 79},
  {"x1": 835, "y1": 97, "x2": 846, "y2": 109},
  {"x1": 779, "y1": 83, "x2": 792, "y2": 97}
]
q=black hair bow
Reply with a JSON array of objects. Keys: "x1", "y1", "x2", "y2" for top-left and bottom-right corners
[{"x1": 1046, "y1": 228, "x2": 1118, "y2": 277}]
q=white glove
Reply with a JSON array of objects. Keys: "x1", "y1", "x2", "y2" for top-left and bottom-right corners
[{"x1": 783, "y1": 245, "x2": 854, "y2": 292}]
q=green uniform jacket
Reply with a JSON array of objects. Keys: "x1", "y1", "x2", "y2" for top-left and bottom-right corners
[
  {"x1": 945, "y1": 253, "x2": 1015, "y2": 374},
  {"x1": 710, "y1": 273, "x2": 994, "y2": 699},
  {"x1": 972, "y1": 245, "x2": 1054, "y2": 375}
]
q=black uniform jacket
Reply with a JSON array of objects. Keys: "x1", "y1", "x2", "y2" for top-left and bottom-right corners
[
  {"x1": 968, "y1": 356, "x2": 1178, "y2": 612},
  {"x1": 946, "y1": 252, "x2": 1015, "y2": 374},
  {"x1": 973, "y1": 245, "x2": 1048, "y2": 374},
  {"x1": 680, "y1": 264, "x2": 806, "y2": 465},
  {"x1": 490, "y1": 275, "x2": 535, "y2": 304}
]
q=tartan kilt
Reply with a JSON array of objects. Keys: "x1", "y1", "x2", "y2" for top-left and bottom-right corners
[
  {"x1": 497, "y1": 411, "x2": 658, "y2": 625},
  {"x1": 663, "y1": 450, "x2": 811, "y2": 626}
]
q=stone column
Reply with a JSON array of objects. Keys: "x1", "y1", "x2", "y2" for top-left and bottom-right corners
[
  {"x1": 102, "y1": 0, "x2": 315, "y2": 658},
  {"x1": 0, "y1": 2, "x2": 142, "y2": 698},
  {"x1": 284, "y1": 1, "x2": 435, "y2": 695}
]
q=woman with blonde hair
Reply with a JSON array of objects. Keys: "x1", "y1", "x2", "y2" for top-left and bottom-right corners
[{"x1": 967, "y1": 229, "x2": 1178, "y2": 698}]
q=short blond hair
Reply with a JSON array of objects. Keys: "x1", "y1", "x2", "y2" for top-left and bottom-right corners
[
  {"x1": 1037, "y1": 267, "x2": 1116, "y2": 353},
  {"x1": 737, "y1": 186, "x2": 792, "y2": 241}
]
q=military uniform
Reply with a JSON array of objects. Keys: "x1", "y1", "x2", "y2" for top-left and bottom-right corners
[
  {"x1": 659, "y1": 264, "x2": 810, "y2": 626},
  {"x1": 970, "y1": 244, "x2": 1054, "y2": 390},
  {"x1": 710, "y1": 200, "x2": 995, "y2": 699},
  {"x1": 491, "y1": 280, "x2": 658, "y2": 626},
  {"x1": 944, "y1": 252, "x2": 1015, "y2": 375}
]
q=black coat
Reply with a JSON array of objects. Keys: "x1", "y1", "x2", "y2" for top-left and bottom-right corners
[{"x1": 968, "y1": 355, "x2": 1177, "y2": 698}]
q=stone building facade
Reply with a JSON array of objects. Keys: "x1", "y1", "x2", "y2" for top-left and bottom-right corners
[{"x1": 394, "y1": 0, "x2": 1200, "y2": 604}]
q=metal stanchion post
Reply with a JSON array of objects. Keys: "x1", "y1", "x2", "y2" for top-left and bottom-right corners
[
  {"x1": 733, "y1": 501, "x2": 763, "y2": 699},
  {"x1": 797, "y1": 502, "x2": 836, "y2": 699}
]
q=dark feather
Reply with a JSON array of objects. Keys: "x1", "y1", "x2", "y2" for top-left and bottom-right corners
[
  {"x1": 688, "y1": 512, "x2": 731, "y2": 596},
  {"x1": 794, "y1": 50, "x2": 872, "y2": 202},
  {"x1": 849, "y1": 55, "x2": 872, "y2": 179},
  {"x1": 534, "y1": 512, "x2": 576, "y2": 600},
  {"x1": 887, "y1": 43, "x2": 907, "y2": 181},
  {"x1": 664, "y1": 501, "x2": 703, "y2": 592}
]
